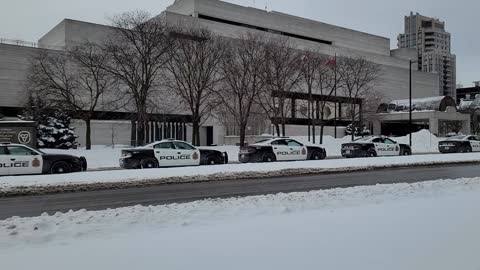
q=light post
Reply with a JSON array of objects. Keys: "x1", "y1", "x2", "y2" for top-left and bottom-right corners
[{"x1": 409, "y1": 59, "x2": 418, "y2": 147}]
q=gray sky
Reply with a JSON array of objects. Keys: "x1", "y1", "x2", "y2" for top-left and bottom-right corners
[{"x1": 0, "y1": 0, "x2": 475, "y2": 85}]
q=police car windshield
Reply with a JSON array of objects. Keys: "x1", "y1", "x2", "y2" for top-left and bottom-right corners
[
  {"x1": 446, "y1": 135, "x2": 467, "y2": 140},
  {"x1": 353, "y1": 137, "x2": 373, "y2": 142}
]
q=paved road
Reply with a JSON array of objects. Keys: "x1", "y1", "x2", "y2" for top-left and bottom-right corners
[{"x1": 1, "y1": 163, "x2": 480, "y2": 220}]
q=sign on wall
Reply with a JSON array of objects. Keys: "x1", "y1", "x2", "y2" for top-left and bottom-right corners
[{"x1": 0, "y1": 122, "x2": 37, "y2": 148}]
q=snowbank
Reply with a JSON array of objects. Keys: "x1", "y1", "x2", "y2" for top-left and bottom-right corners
[
  {"x1": 1, "y1": 177, "x2": 480, "y2": 270},
  {"x1": 292, "y1": 129, "x2": 441, "y2": 156},
  {"x1": 42, "y1": 145, "x2": 126, "y2": 169},
  {"x1": 1, "y1": 151, "x2": 480, "y2": 195},
  {"x1": 40, "y1": 130, "x2": 442, "y2": 170}
]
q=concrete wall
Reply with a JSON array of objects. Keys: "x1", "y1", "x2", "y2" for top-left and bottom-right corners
[
  {"x1": 39, "y1": 19, "x2": 114, "y2": 49},
  {"x1": 0, "y1": 44, "x2": 38, "y2": 108},
  {"x1": 167, "y1": 0, "x2": 391, "y2": 56}
]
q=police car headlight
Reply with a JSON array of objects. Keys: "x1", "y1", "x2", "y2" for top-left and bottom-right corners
[{"x1": 122, "y1": 152, "x2": 133, "y2": 158}]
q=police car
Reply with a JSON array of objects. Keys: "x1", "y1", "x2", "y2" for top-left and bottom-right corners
[
  {"x1": 238, "y1": 138, "x2": 326, "y2": 163},
  {"x1": 119, "y1": 139, "x2": 228, "y2": 169},
  {"x1": 0, "y1": 143, "x2": 87, "y2": 176},
  {"x1": 341, "y1": 136, "x2": 412, "y2": 158},
  {"x1": 438, "y1": 135, "x2": 480, "y2": 153}
]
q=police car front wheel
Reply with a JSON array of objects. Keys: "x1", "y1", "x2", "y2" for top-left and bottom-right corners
[
  {"x1": 50, "y1": 161, "x2": 72, "y2": 174},
  {"x1": 141, "y1": 158, "x2": 158, "y2": 169}
]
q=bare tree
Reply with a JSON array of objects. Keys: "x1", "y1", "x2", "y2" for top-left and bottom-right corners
[
  {"x1": 164, "y1": 27, "x2": 226, "y2": 146},
  {"x1": 337, "y1": 56, "x2": 380, "y2": 140},
  {"x1": 260, "y1": 37, "x2": 302, "y2": 137},
  {"x1": 27, "y1": 43, "x2": 119, "y2": 150},
  {"x1": 216, "y1": 33, "x2": 267, "y2": 147},
  {"x1": 299, "y1": 52, "x2": 340, "y2": 144},
  {"x1": 104, "y1": 11, "x2": 175, "y2": 146}
]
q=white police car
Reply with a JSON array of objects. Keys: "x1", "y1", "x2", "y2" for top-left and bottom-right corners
[
  {"x1": 439, "y1": 135, "x2": 480, "y2": 153},
  {"x1": 239, "y1": 138, "x2": 326, "y2": 163},
  {"x1": 0, "y1": 143, "x2": 87, "y2": 176},
  {"x1": 119, "y1": 139, "x2": 228, "y2": 169},
  {"x1": 341, "y1": 136, "x2": 412, "y2": 158}
]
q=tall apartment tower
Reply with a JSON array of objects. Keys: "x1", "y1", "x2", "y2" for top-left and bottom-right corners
[{"x1": 398, "y1": 12, "x2": 456, "y2": 97}]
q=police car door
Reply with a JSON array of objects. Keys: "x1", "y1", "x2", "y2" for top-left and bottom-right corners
[
  {"x1": 173, "y1": 141, "x2": 201, "y2": 166},
  {"x1": 468, "y1": 136, "x2": 480, "y2": 152},
  {"x1": 372, "y1": 138, "x2": 388, "y2": 157},
  {"x1": 0, "y1": 146, "x2": 9, "y2": 176},
  {"x1": 384, "y1": 138, "x2": 401, "y2": 156},
  {"x1": 271, "y1": 139, "x2": 292, "y2": 161},
  {"x1": 286, "y1": 139, "x2": 308, "y2": 160},
  {"x1": 153, "y1": 142, "x2": 178, "y2": 167},
  {"x1": 7, "y1": 145, "x2": 43, "y2": 175}
]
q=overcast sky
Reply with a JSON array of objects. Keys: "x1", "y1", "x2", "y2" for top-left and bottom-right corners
[{"x1": 0, "y1": 0, "x2": 476, "y2": 85}]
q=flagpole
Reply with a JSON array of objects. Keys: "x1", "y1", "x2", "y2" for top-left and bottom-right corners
[{"x1": 334, "y1": 53, "x2": 337, "y2": 139}]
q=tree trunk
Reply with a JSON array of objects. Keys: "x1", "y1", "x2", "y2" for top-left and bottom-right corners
[
  {"x1": 239, "y1": 124, "x2": 247, "y2": 147},
  {"x1": 85, "y1": 118, "x2": 92, "y2": 150},
  {"x1": 274, "y1": 124, "x2": 281, "y2": 137},
  {"x1": 136, "y1": 104, "x2": 147, "y2": 146},
  {"x1": 192, "y1": 121, "x2": 200, "y2": 146},
  {"x1": 319, "y1": 112, "x2": 324, "y2": 145},
  {"x1": 320, "y1": 124, "x2": 325, "y2": 145},
  {"x1": 312, "y1": 104, "x2": 316, "y2": 144},
  {"x1": 281, "y1": 122, "x2": 286, "y2": 137},
  {"x1": 351, "y1": 117, "x2": 355, "y2": 141}
]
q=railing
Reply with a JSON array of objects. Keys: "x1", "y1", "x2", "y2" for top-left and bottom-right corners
[
  {"x1": 0, "y1": 38, "x2": 38, "y2": 48},
  {"x1": 0, "y1": 37, "x2": 65, "y2": 51}
]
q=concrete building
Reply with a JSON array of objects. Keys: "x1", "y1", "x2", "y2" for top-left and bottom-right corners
[
  {"x1": 0, "y1": 0, "x2": 444, "y2": 146},
  {"x1": 456, "y1": 82, "x2": 480, "y2": 104},
  {"x1": 374, "y1": 96, "x2": 470, "y2": 136},
  {"x1": 398, "y1": 12, "x2": 457, "y2": 98}
]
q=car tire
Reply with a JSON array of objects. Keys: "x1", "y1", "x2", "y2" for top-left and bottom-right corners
[
  {"x1": 263, "y1": 152, "x2": 276, "y2": 163},
  {"x1": 311, "y1": 151, "x2": 325, "y2": 160},
  {"x1": 141, "y1": 158, "x2": 158, "y2": 169},
  {"x1": 207, "y1": 156, "x2": 220, "y2": 165},
  {"x1": 50, "y1": 161, "x2": 72, "y2": 174},
  {"x1": 80, "y1": 157, "x2": 88, "y2": 171},
  {"x1": 367, "y1": 148, "x2": 377, "y2": 157},
  {"x1": 463, "y1": 146, "x2": 472, "y2": 153},
  {"x1": 401, "y1": 149, "x2": 411, "y2": 156}
]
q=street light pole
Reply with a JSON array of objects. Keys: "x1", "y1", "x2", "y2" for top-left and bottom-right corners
[{"x1": 409, "y1": 59, "x2": 418, "y2": 147}]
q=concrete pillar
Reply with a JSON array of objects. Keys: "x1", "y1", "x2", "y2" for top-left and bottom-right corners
[
  {"x1": 462, "y1": 119, "x2": 472, "y2": 134},
  {"x1": 429, "y1": 118, "x2": 439, "y2": 136},
  {"x1": 372, "y1": 120, "x2": 382, "y2": 135}
]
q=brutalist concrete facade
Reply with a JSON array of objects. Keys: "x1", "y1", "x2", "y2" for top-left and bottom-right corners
[{"x1": 0, "y1": 0, "x2": 444, "y2": 145}]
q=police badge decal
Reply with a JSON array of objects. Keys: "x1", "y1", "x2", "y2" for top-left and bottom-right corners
[{"x1": 32, "y1": 158, "x2": 41, "y2": 167}]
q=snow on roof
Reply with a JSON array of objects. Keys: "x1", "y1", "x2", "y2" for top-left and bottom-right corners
[
  {"x1": 459, "y1": 97, "x2": 480, "y2": 112},
  {"x1": 377, "y1": 96, "x2": 457, "y2": 113}
]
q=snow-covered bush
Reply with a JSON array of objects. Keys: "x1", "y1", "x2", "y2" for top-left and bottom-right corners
[{"x1": 19, "y1": 95, "x2": 78, "y2": 149}]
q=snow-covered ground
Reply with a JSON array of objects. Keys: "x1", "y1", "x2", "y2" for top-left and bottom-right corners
[
  {"x1": 2, "y1": 151, "x2": 480, "y2": 191},
  {"x1": 42, "y1": 145, "x2": 126, "y2": 169},
  {"x1": 1, "y1": 178, "x2": 479, "y2": 270},
  {"x1": 40, "y1": 130, "x2": 441, "y2": 170}
]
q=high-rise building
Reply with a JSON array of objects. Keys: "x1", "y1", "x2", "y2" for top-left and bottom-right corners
[{"x1": 398, "y1": 12, "x2": 456, "y2": 98}]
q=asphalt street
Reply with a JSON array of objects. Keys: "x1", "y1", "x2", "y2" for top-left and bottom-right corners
[{"x1": 1, "y1": 163, "x2": 480, "y2": 219}]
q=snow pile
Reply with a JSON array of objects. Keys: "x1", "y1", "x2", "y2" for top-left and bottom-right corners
[
  {"x1": 42, "y1": 145, "x2": 126, "y2": 169},
  {"x1": 40, "y1": 130, "x2": 442, "y2": 170},
  {"x1": 2, "y1": 151, "x2": 480, "y2": 195},
  {"x1": 1, "y1": 178, "x2": 480, "y2": 270},
  {"x1": 292, "y1": 129, "x2": 441, "y2": 156}
]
